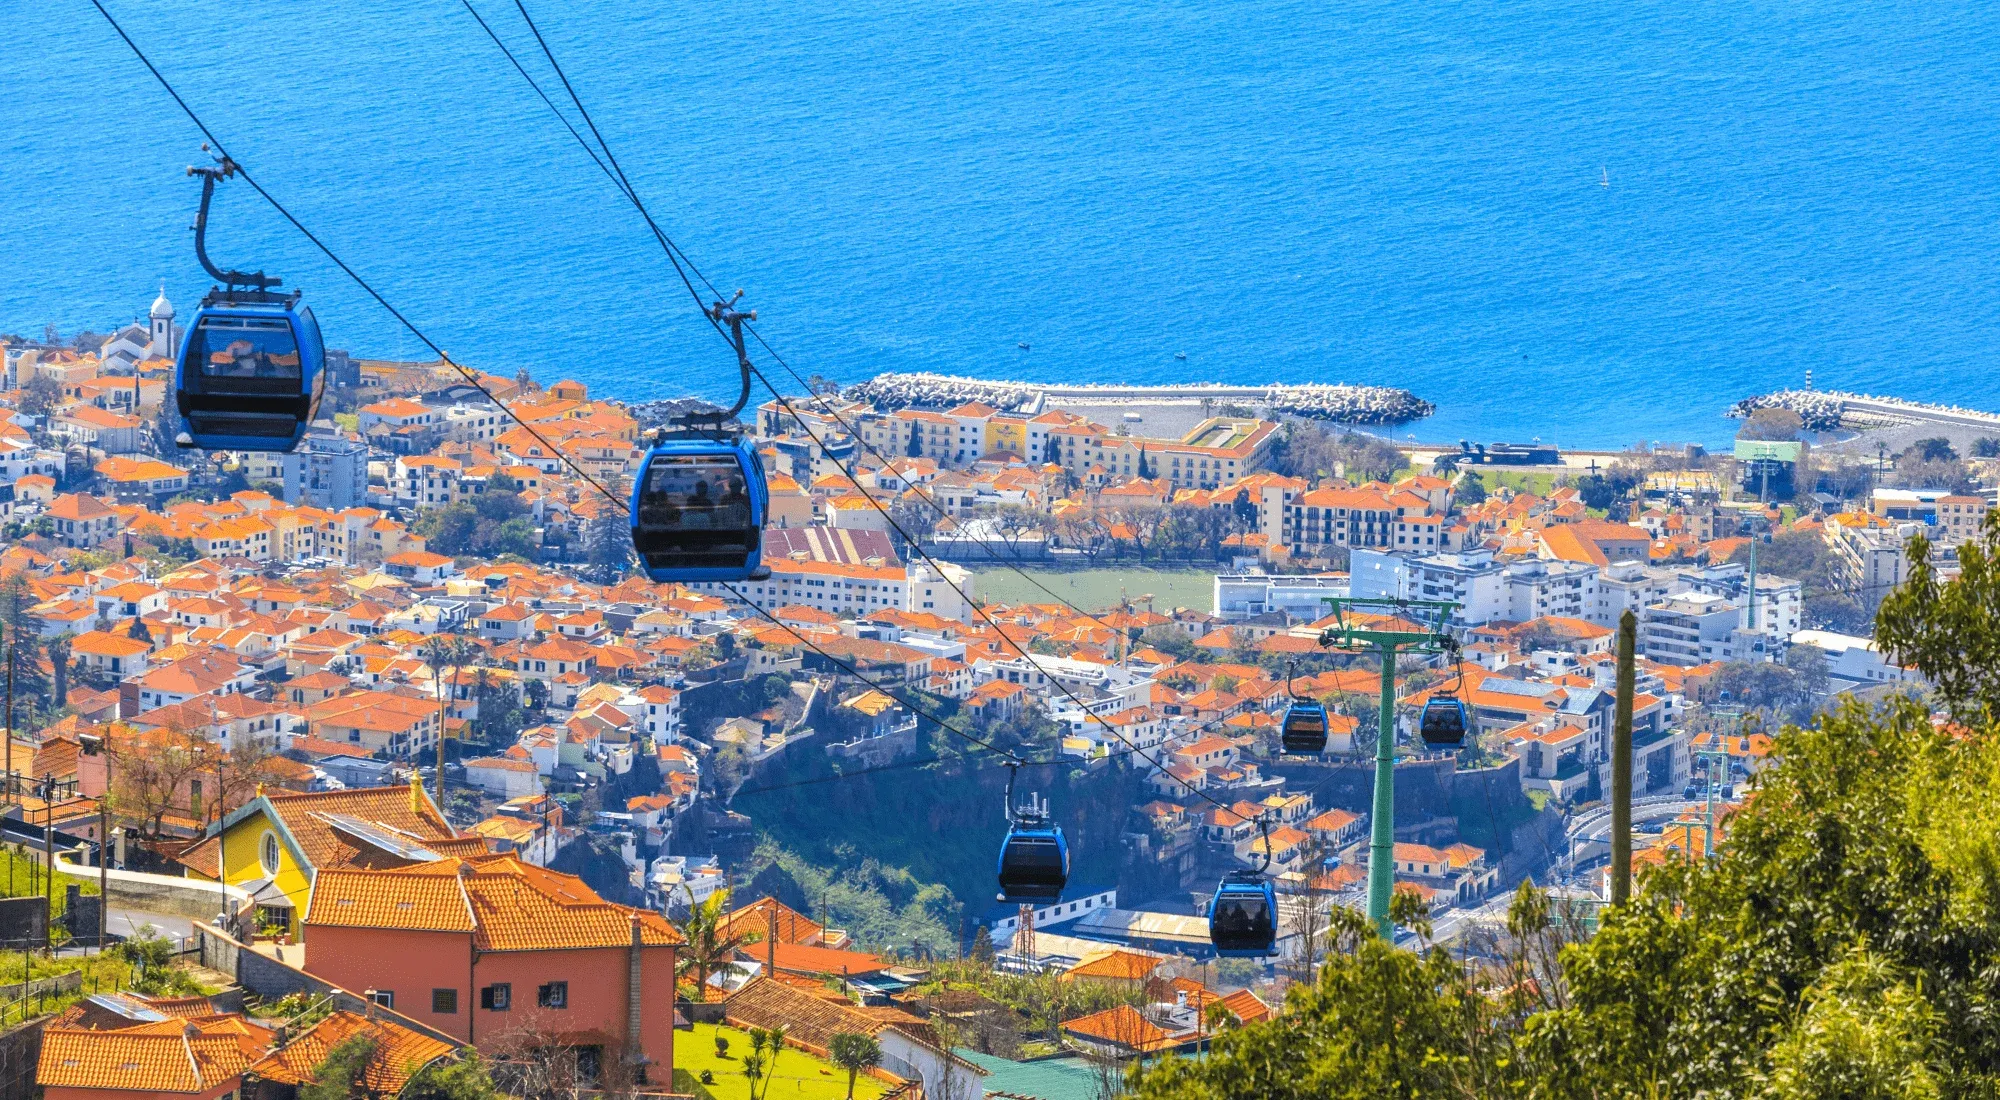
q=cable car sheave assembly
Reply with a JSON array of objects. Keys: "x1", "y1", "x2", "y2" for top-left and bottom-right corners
[{"x1": 174, "y1": 150, "x2": 327, "y2": 452}]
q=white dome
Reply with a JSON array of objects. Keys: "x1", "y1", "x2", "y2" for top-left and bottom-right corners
[{"x1": 150, "y1": 285, "x2": 174, "y2": 320}]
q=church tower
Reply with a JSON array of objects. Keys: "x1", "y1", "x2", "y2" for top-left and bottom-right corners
[{"x1": 149, "y1": 284, "x2": 176, "y2": 359}]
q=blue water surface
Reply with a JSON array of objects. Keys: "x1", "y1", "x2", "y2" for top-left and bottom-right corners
[{"x1": 7, "y1": 0, "x2": 1999, "y2": 447}]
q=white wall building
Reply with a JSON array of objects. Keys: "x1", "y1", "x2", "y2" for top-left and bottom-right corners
[
  {"x1": 1790, "y1": 629, "x2": 1923, "y2": 690},
  {"x1": 1212, "y1": 572, "x2": 1348, "y2": 619}
]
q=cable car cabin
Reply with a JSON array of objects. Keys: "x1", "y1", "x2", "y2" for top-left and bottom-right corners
[
  {"x1": 996, "y1": 824, "x2": 1069, "y2": 903},
  {"x1": 631, "y1": 436, "x2": 769, "y2": 583},
  {"x1": 1281, "y1": 700, "x2": 1329, "y2": 754},
  {"x1": 174, "y1": 291, "x2": 325, "y2": 451},
  {"x1": 1209, "y1": 874, "x2": 1278, "y2": 958},
  {"x1": 1419, "y1": 698, "x2": 1469, "y2": 746}
]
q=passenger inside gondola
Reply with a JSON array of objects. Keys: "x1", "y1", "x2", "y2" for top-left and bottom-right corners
[
  {"x1": 190, "y1": 317, "x2": 302, "y2": 384},
  {"x1": 636, "y1": 456, "x2": 756, "y2": 571}
]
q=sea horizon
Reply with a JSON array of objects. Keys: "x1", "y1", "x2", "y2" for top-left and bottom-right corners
[{"x1": 10, "y1": 0, "x2": 2000, "y2": 450}]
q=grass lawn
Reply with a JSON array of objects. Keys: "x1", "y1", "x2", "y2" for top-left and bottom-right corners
[
  {"x1": 1475, "y1": 470, "x2": 1559, "y2": 496},
  {"x1": 674, "y1": 1023, "x2": 889, "y2": 1100},
  {"x1": 968, "y1": 565, "x2": 1216, "y2": 613}
]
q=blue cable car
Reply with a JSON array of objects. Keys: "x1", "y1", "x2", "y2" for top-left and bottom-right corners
[
  {"x1": 631, "y1": 433, "x2": 769, "y2": 582},
  {"x1": 1281, "y1": 700, "x2": 1329, "y2": 754},
  {"x1": 1280, "y1": 663, "x2": 1329, "y2": 754},
  {"x1": 1419, "y1": 697, "x2": 1468, "y2": 746},
  {"x1": 173, "y1": 153, "x2": 325, "y2": 452},
  {"x1": 631, "y1": 294, "x2": 771, "y2": 583},
  {"x1": 996, "y1": 767, "x2": 1069, "y2": 904},
  {"x1": 1209, "y1": 817, "x2": 1278, "y2": 957}
]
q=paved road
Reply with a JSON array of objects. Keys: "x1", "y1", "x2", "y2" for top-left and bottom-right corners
[
  {"x1": 106, "y1": 909, "x2": 194, "y2": 941},
  {"x1": 1566, "y1": 797, "x2": 1706, "y2": 845}
]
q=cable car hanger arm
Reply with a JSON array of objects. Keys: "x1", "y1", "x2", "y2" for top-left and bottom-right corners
[{"x1": 187, "y1": 150, "x2": 281, "y2": 296}]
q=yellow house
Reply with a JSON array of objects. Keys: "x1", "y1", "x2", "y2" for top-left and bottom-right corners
[
  {"x1": 180, "y1": 778, "x2": 486, "y2": 936},
  {"x1": 985, "y1": 416, "x2": 1027, "y2": 460}
]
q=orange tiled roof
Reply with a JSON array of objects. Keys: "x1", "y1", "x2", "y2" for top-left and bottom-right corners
[
  {"x1": 305, "y1": 853, "x2": 682, "y2": 951},
  {"x1": 179, "y1": 782, "x2": 467, "y2": 878},
  {"x1": 1062, "y1": 948, "x2": 1165, "y2": 982},
  {"x1": 1062, "y1": 1004, "x2": 1178, "y2": 1052},
  {"x1": 248, "y1": 1010, "x2": 455, "y2": 1092},
  {"x1": 38, "y1": 1018, "x2": 264, "y2": 1093}
]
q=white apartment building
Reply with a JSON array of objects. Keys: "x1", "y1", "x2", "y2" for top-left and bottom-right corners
[
  {"x1": 1790, "y1": 630, "x2": 1923, "y2": 690},
  {"x1": 1352, "y1": 549, "x2": 1598, "y2": 628},
  {"x1": 1212, "y1": 572, "x2": 1349, "y2": 619},
  {"x1": 1677, "y1": 562, "x2": 1803, "y2": 644},
  {"x1": 1639, "y1": 592, "x2": 1768, "y2": 666},
  {"x1": 1503, "y1": 559, "x2": 1598, "y2": 622},
  {"x1": 698, "y1": 558, "x2": 976, "y2": 622},
  {"x1": 1349, "y1": 548, "x2": 1510, "y2": 625}
]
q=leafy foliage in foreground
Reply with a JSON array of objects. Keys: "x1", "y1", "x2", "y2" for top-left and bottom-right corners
[{"x1": 1134, "y1": 697, "x2": 2000, "y2": 1099}]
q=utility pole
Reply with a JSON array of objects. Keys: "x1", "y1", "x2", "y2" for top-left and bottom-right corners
[
  {"x1": 42, "y1": 777, "x2": 53, "y2": 952},
  {"x1": 1611, "y1": 610, "x2": 1635, "y2": 906},
  {"x1": 1320, "y1": 596, "x2": 1458, "y2": 940}
]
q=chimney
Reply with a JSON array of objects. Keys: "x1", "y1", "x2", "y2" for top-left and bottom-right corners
[{"x1": 626, "y1": 913, "x2": 647, "y2": 1081}]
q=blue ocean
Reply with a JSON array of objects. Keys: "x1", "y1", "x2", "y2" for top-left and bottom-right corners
[{"x1": 8, "y1": 0, "x2": 1999, "y2": 449}]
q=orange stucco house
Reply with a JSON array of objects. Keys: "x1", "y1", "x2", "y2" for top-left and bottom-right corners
[{"x1": 302, "y1": 853, "x2": 681, "y2": 1087}]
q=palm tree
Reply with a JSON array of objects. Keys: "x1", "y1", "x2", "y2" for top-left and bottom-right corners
[
  {"x1": 673, "y1": 888, "x2": 760, "y2": 999},
  {"x1": 829, "y1": 1032, "x2": 882, "y2": 1100},
  {"x1": 424, "y1": 630, "x2": 477, "y2": 807}
]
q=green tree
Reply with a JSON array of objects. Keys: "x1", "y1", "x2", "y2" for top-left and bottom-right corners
[
  {"x1": 413, "y1": 502, "x2": 480, "y2": 556},
  {"x1": 829, "y1": 1032, "x2": 883, "y2": 1100},
  {"x1": 18, "y1": 375, "x2": 61, "y2": 423},
  {"x1": 302, "y1": 1035, "x2": 381, "y2": 1100},
  {"x1": 673, "y1": 887, "x2": 761, "y2": 997},
  {"x1": 403, "y1": 1051, "x2": 503, "y2": 1100},
  {"x1": 1880, "y1": 513, "x2": 2000, "y2": 724},
  {"x1": 1757, "y1": 947, "x2": 1944, "y2": 1100}
]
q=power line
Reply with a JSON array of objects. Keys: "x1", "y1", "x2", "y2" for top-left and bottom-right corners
[
  {"x1": 482, "y1": 2, "x2": 1255, "y2": 819},
  {"x1": 84, "y1": 0, "x2": 1022, "y2": 795},
  {"x1": 717, "y1": 580, "x2": 1029, "y2": 766},
  {"x1": 460, "y1": 0, "x2": 1153, "y2": 643},
  {"x1": 86, "y1": 0, "x2": 628, "y2": 513}
]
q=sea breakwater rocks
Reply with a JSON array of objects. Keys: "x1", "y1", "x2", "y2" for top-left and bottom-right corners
[
  {"x1": 1729, "y1": 390, "x2": 1846, "y2": 431},
  {"x1": 629, "y1": 398, "x2": 734, "y2": 430},
  {"x1": 1267, "y1": 384, "x2": 1436, "y2": 426},
  {"x1": 843, "y1": 372, "x2": 1435, "y2": 426}
]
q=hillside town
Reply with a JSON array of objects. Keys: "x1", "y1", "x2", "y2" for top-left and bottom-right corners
[{"x1": 0, "y1": 295, "x2": 1969, "y2": 1096}]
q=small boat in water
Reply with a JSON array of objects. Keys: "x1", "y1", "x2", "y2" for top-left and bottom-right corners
[{"x1": 1018, "y1": 342, "x2": 1031, "y2": 350}]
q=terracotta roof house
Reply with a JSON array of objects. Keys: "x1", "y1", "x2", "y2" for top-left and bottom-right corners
[
  {"x1": 179, "y1": 779, "x2": 484, "y2": 936},
  {"x1": 303, "y1": 854, "x2": 681, "y2": 1083}
]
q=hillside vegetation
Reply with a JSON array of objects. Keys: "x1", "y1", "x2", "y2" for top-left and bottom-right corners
[{"x1": 1134, "y1": 516, "x2": 2000, "y2": 1099}]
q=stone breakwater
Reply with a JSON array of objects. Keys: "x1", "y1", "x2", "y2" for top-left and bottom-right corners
[
  {"x1": 628, "y1": 397, "x2": 733, "y2": 429},
  {"x1": 1730, "y1": 390, "x2": 2000, "y2": 434},
  {"x1": 1729, "y1": 390, "x2": 1847, "y2": 431},
  {"x1": 843, "y1": 372, "x2": 1435, "y2": 426}
]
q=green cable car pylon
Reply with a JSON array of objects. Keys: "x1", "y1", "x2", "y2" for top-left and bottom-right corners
[{"x1": 1318, "y1": 596, "x2": 1460, "y2": 940}]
